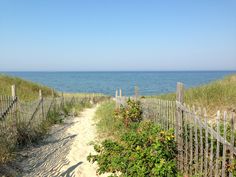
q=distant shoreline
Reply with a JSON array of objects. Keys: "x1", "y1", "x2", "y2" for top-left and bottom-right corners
[
  {"x1": 1, "y1": 71, "x2": 235, "y2": 96},
  {"x1": 1, "y1": 70, "x2": 236, "y2": 73}
]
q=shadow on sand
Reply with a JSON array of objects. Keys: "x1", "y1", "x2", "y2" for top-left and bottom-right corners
[{"x1": 60, "y1": 162, "x2": 83, "y2": 177}]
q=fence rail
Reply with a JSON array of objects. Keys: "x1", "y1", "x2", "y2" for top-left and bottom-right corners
[
  {"x1": 0, "y1": 85, "x2": 77, "y2": 150},
  {"x1": 0, "y1": 86, "x2": 107, "y2": 141},
  {"x1": 176, "y1": 101, "x2": 236, "y2": 177},
  {"x1": 115, "y1": 83, "x2": 236, "y2": 177},
  {"x1": 0, "y1": 95, "x2": 17, "y2": 120}
]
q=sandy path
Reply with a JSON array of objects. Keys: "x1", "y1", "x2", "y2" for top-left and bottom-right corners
[
  {"x1": 15, "y1": 105, "x2": 106, "y2": 177},
  {"x1": 60, "y1": 105, "x2": 105, "y2": 177}
]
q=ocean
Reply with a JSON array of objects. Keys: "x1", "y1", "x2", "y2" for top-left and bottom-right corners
[{"x1": 1, "y1": 71, "x2": 236, "y2": 96}]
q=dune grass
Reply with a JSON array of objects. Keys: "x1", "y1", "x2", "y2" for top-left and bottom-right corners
[
  {"x1": 64, "y1": 93, "x2": 109, "y2": 102},
  {"x1": 63, "y1": 93, "x2": 106, "y2": 97},
  {"x1": 0, "y1": 74, "x2": 110, "y2": 167},
  {"x1": 0, "y1": 74, "x2": 56, "y2": 101},
  {"x1": 0, "y1": 95, "x2": 108, "y2": 167},
  {"x1": 94, "y1": 100, "x2": 126, "y2": 140},
  {"x1": 150, "y1": 74, "x2": 236, "y2": 115}
]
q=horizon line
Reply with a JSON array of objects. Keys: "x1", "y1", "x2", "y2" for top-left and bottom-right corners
[{"x1": 1, "y1": 70, "x2": 236, "y2": 72}]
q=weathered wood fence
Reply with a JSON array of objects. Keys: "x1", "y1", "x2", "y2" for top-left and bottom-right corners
[
  {"x1": 115, "y1": 83, "x2": 236, "y2": 177},
  {"x1": 0, "y1": 85, "x2": 75, "y2": 147}
]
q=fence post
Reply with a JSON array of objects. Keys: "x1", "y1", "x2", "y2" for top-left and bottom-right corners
[
  {"x1": 215, "y1": 111, "x2": 221, "y2": 176},
  {"x1": 119, "y1": 88, "x2": 123, "y2": 108},
  {"x1": 39, "y1": 90, "x2": 42, "y2": 100},
  {"x1": 176, "y1": 82, "x2": 184, "y2": 173},
  {"x1": 51, "y1": 89, "x2": 54, "y2": 98},
  {"x1": 115, "y1": 89, "x2": 119, "y2": 109},
  {"x1": 11, "y1": 85, "x2": 18, "y2": 123},
  {"x1": 115, "y1": 89, "x2": 118, "y2": 98},
  {"x1": 229, "y1": 113, "x2": 235, "y2": 177},
  {"x1": 176, "y1": 82, "x2": 184, "y2": 103},
  {"x1": 11, "y1": 85, "x2": 16, "y2": 99},
  {"x1": 61, "y1": 92, "x2": 64, "y2": 107},
  {"x1": 39, "y1": 90, "x2": 44, "y2": 119}
]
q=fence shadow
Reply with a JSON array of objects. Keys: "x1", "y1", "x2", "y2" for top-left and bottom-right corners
[{"x1": 60, "y1": 162, "x2": 83, "y2": 177}]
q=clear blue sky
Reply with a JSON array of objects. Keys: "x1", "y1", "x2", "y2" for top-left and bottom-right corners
[{"x1": 0, "y1": 0, "x2": 235, "y2": 71}]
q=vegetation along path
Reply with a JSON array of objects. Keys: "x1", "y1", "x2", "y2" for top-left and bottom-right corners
[{"x1": 17, "y1": 105, "x2": 105, "y2": 177}]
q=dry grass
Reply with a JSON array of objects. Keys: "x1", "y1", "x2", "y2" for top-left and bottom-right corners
[
  {"x1": 150, "y1": 74, "x2": 236, "y2": 116},
  {"x1": 0, "y1": 74, "x2": 56, "y2": 101},
  {"x1": 0, "y1": 74, "x2": 110, "y2": 166}
]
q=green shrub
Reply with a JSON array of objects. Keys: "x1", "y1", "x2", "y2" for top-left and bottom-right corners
[
  {"x1": 115, "y1": 99, "x2": 142, "y2": 127},
  {"x1": 228, "y1": 159, "x2": 236, "y2": 176},
  {"x1": 88, "y1": 121, "x2": 177, "y2": 177}
]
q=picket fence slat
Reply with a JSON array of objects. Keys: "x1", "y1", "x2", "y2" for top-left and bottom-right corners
[
  {"x1": 193, "y1": 106, "x2": 199, "y2": 174},
  {"x1": 204, "y1": 108, "x2": 209, "y2": 177},
  {"x1": 116, "y1": 83, "x2": 235, "y2": 177},
  {"x1": 184, "y1": 104, "x2": 189, "y2": 175},
  {"x1": 222, "y1": 111, "x2": 227, "y2": 177},
  {"x1": 229, "y1": 113, "x2": 235, "y2": 177},
  {"x1": 210, "y1": 119, "x2": 214, "y2": 177},
  {"x1": 138, "y1": 98, "x2": 236, "y2": 177},
  {"x1": 176, "y1": 102, "x2": 236, "y2": 155},
  {"x1": 188, "y1": 105, "x2": 194, "y2": 176},
  {"x1": 0, "y1": 86, "x2": 75, "y2": 150},
  {"x1": 199, "y1": 107, "x2": 204, "y2": 175},
  {"x1": 215, "y1": 111, "x2": 221, "y2": 177}
]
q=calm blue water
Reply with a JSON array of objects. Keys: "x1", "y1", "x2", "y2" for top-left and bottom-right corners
[{"x1": 1, "y1": 71, "x2": 236, "y2": 96}]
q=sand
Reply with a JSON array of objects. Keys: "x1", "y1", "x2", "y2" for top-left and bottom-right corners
[
  {"x1": 59, "y1": 105, "x2": 106, "y2": 177},
  {"x1": 16, "y1": 105, "x2": 107, "y2": 177}
]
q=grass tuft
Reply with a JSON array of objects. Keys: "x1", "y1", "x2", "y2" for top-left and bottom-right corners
[{"x1": 151, "y1": 74, "x2": 236, "y2": 115}]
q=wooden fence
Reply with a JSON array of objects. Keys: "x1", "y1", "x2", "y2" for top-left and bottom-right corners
[
  {"x1": 0, "y1": 86, "x2": 108, "y2": 142},
  {"x1": 0, "y1": 85, "x2": 75, "y2": 148},
  {"x1": 115, "y1": 83, "x2": 236, "y2": 177},
  {"x1": 141, "y1": 98, "x2": 176, "y2": 130}
]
